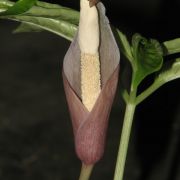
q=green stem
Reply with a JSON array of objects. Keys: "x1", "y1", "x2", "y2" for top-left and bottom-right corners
[
  {"x1": 114, "y1": 87, "x2": 137, "y2": 180},
  {"x1": 136, "y1": 81, "x2": 161, "y2": 105},
  {"x1": 79, "y1": 164, "x2": 94, "y2": 180}
]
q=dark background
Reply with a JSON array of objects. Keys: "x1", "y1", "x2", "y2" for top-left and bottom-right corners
[{"x1": 0, "y1": 0, "x2": 180, "y2": 179}]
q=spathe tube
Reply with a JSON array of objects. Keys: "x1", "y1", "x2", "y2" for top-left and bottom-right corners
[{"x1": 63, "y1": 2, "x2": 120, "y2": 165}]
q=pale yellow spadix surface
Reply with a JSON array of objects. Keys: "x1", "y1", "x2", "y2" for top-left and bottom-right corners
[
  {"x1": 81, "y1": 53, "x2": 101, "y2": 111},
  {"x1": 79, "y1": 0, "x2": 101, "y2": 111}
]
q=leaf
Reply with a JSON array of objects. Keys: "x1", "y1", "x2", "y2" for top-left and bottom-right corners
[
  {"x1": 36, "y1": 1, "x2": 63, "y2": 9},
  {"x1": 163, "y1": 38, "x2": 180, "y2": 55},
  {"x1": 26, "y1": 1, "x2": 79, "y2": 25},
  {"x1": 13, "y1": 22, "x2": 42, "y2": 33},
  {"x1": 117, "y1": 30, "x2": 133, "y2": 65},
  {"x1": 136, "y1": 58, "x2": 180, "y2": 105},
  {"x1": 0, "y1": 0, "x2": 11, "y2": 9},
  {"x1": 0, "y1": 0, "x2": 37, "y2": 15},
  {"x1": 0, "y1": 0, "x2": 79, "y2": 41},
  {"x1": 8, "y1": 15, "x2": 77, "y2": 41},
  {"x1": 0, "y1": 0, "x2": 80, "y2": 24},
  {"x1": 156, "y1": 58, "x2": 180, "y2": 84},
  {"x1": 132, "y1": 33, "x2": 163, "y2": 87}
]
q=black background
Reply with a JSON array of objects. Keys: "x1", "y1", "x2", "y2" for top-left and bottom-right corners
[{"x1": 0, "y1": 0, "x2": 180, "y2": 179}]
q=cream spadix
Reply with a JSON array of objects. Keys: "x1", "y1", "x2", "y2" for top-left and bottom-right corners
[
  {"x1": 63, "y1": 1, "x2": 120, "y2": 165},
  {"x1": 79, "y1": 0, "x2": 101, "y2": 111}
]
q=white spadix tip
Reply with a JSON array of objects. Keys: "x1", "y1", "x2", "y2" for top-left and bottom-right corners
[
  {"x1": 78, "y1": 0, "x2": 99, "y2": 54},
  {"x1": 79, "y1": 0, "x2": 101, "y2": 111}
]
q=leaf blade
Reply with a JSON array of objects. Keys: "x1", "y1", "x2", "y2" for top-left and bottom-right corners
[
  {"x1": 0, "y1": 0, "x2": 37, "y2": 15},
  {"x1": 117, "y1": 30, "x2": 134, "y2": 65},
  {"x1": 136, "y1": 58, "x2": 180, "y2": 104},
  {"x1": 7, "y1": 15, "x2": 77, "y2": 41},
  {"x1": 156, "y1": 58, "x2": 180, "y2": 84},
  {"x1": 132, "y1": 34, "x2": 163, "y2": 87},
  {"x1": 13, "y1": 22, "x2": 42, "y2": 33},
  {"x1": 163, "y1": 38, "x2": 180, "y2": 55},
  {"x1": 0, "y1": 0, "x2": 79, "y2": 41}
]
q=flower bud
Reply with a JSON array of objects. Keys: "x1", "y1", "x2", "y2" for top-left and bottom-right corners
[{"x1": 63, "y1": 2, "x2": 120, "y2": 165}]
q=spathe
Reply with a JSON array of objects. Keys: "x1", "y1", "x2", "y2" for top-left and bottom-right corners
[{"x1": 63, "y1": 3, "x2": 120, "y2": 165}]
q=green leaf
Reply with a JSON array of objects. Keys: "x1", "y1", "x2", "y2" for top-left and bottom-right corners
[
  {"x1": 132, "y1": 33, "x2": 163, "y2": 88},
  {"x1": 13, "y1": 22, "x2": 42, "y2": 33},
  {"x1": 0, "y1": 0, "x2": 11, "y2": 10},
  {"x1": 155, "y1": 58, "x2": 180, "y2": 84},
  {"x1": 8, "y1": 15, "x2": 77, "y2": 41},
  {"x1": 0, "y1": 0, "x2": 79, "y2": 41},
  {"x1": 117, "y1": 30, "x2": 134, "y2": 66},
  {"x1": 163, "y1": 38, "x2": 180, "y2": 55},
  {"x1": 25, "y1": 1, "x2": 79, "y2": 25},
  {"x1": 136, "y1": 58, "x2": 180, "y2": 105},
  {"x1": 36, "y1": 1, "x2": 63, "y2": 9},
  {"x1": 0, "y1": 0, "x2": 37, "y2": 15}
]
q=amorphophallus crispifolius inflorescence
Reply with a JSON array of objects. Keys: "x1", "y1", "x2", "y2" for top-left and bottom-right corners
[
  {"x1": 1, "y1": 0, "x2": 180, "y2": 180},
  {"x1": 62, "y1": 0, "x2": 120, "y2": 176}
]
